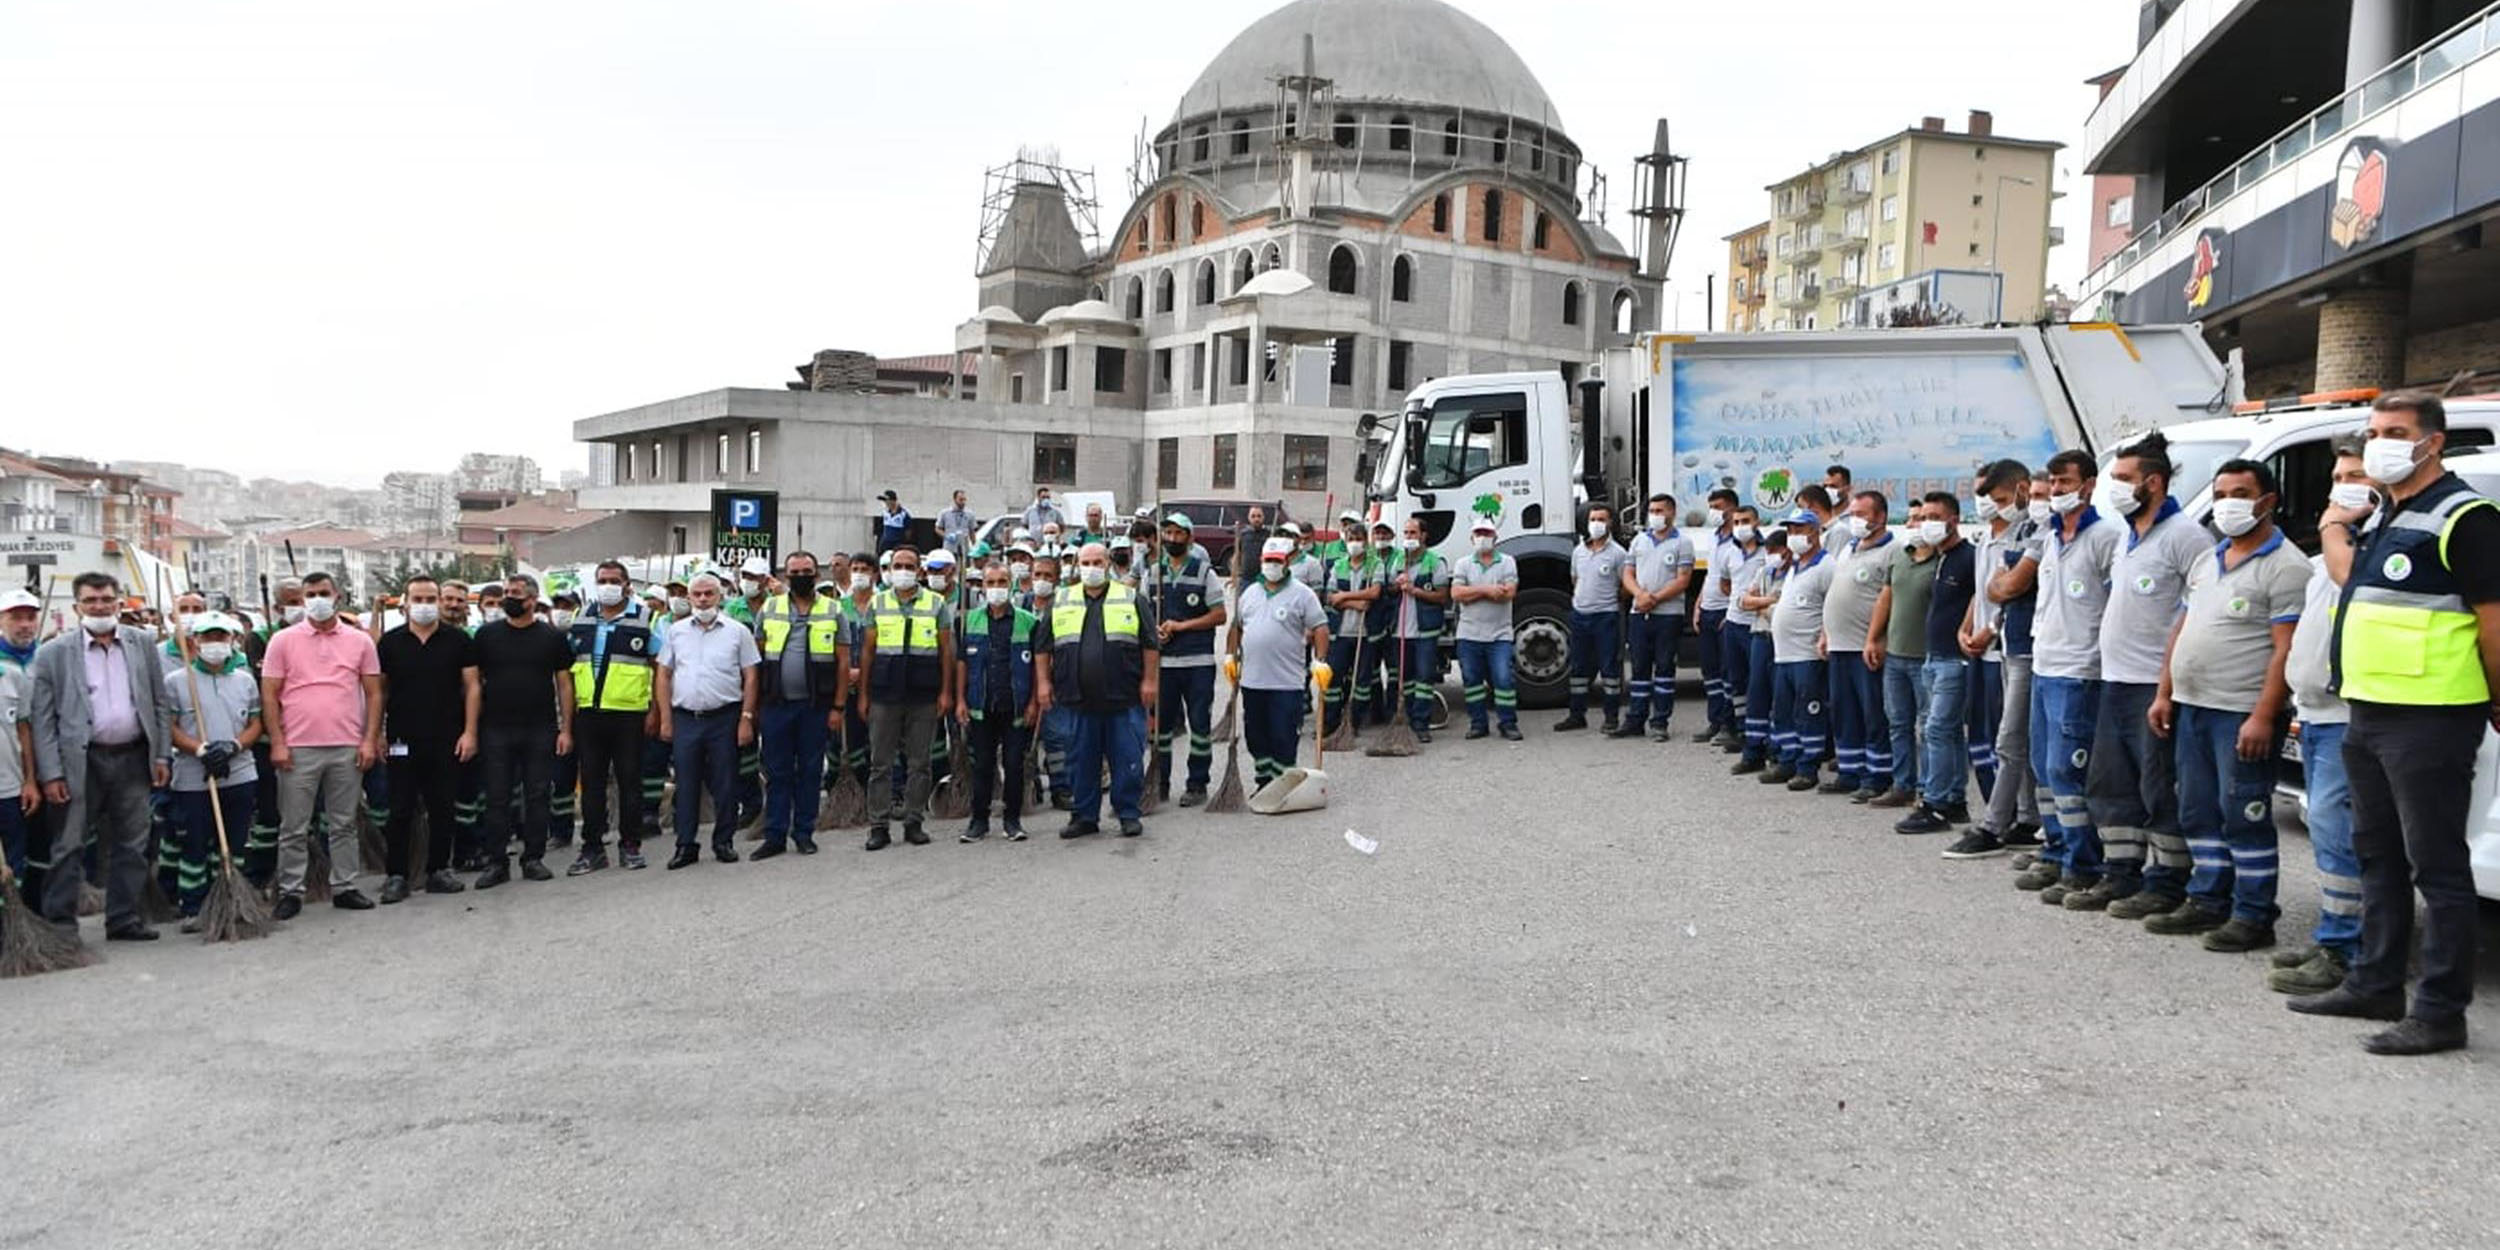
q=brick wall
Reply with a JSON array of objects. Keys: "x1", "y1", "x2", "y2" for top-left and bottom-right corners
[
  {"x1": 2406, "y1": 316, "x2": 2500, "y2": 387},
  {"x1": 2313, "y1": 288, "x2": 2408, "y2": 392}
]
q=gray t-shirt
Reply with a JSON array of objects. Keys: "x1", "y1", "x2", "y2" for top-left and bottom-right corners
[
  {"x1": 1770, "y1": 552, "x2": 1836, "y2": 663},
  {"x1": 1236, "y1": 579, "x2": 1327, "y2": 691},
  {"x1": 1450, "y1": 552, "x2": 1521, "y2": 642},
  {"x1": 2168, "y1": 534, "x2": 2311, "y2": 714},
  {"x1": 1823, "y1": 531, "x2": 1897, "y2": 652},
  {"x1": 1723, "y1": 547, "x2": 1770, "y2": 628},
  {"x1": 164, "y1": 662, "x2": 262, "y2": 792},
  {"x1": 2030, "y1": 512, "x2": 2122, "y2": 681},
  {"x1": 1571, "y1": 540, "x2": 1627, "y2": 615},
  {"x1": 2098, "y1": 506, "x2": 2209, "y2": 686},
  {"x1": 2286, "y1": 555, "x2": 2348, "y2": 725},
  {"x1": 1700, "y1": 533, "x2": 1740, "y2": 612},
  {"x1": 0, "y1": 660, "x2": 25, "y2": 793},
  {"x1": 1628, "y1": 530, "x2": 1696, "y2": 615}
]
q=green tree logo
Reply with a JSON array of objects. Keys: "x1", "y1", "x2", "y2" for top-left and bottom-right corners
[{"x1": 1471, "y1": 492, "x2": 1504, "y2": 522}]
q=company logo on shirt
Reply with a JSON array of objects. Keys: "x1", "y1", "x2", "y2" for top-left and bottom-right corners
[
  {"x1": 2383, "y1": 553, "x2": 2412, "y2": 581},
  {"x1": 2225, "y1": 595, "x2": 2250, "y2": 618},
  {"x1": 1853, "y1": 567, "x2": 1873, "y2": 583},
  {"x1": 2243, "y1": 799, "x2": 2269, "y2": 823},
  {"x1": 2132, "y1": 574, "x2": 2157, "y2": 595},
  {"x1": 2065, "y1": 578, "x2": 2087, "y2": 599}
]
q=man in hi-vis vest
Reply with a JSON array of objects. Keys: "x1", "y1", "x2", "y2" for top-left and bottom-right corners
[
  {"x1": 1036, "y1": 543, "x2": 1159, "y2": 839},
  {"x1": 855, "y1": 546, "x2": 956, "y2": 852},
  {"x1": 2290, "y1": 391, "x2": 2500, "y2": 1057}
]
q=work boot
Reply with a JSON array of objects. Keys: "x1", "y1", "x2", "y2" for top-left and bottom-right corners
[
  {"x1": 1059, "y1": 819, "x2": 1102, "y2": 839},
  {"x1": 2061, "y1": 879, "x2": 2136, "y2": 911},
  {"x1": 1554, "y1": 714, "x2": 1589, "y2": 732},
  {"x1": 1600, "y1": 717, "x2": 1621, "y2": 735},
  {"x1": 1118, "y1": 819, "x2": 1144, "y2": 837},
  {"x1": 1606, "y1": 721, "x2": 1646, "y2": 740},
  {"x1": 1498, "y1": 724, "x2": 1523, "y2": 741},
  {"x1": 519, "y1": 859, "x2": 554, "y2": 882},
  {"x1": 1691, "y1": 726, "x2": 1720, "y2": 744},
  {"x1": 2201, "y1": 917, "x2": 2275, "y2": 952},
  {"x1": 1649, "y1": 724, "x2": 1673, "y2": 743},
  {"x1": 2142, "y1": 901, "x2": 2227, "y2": 934},
  {"x1": 864, "y1": 825, "x2": 891, "y2": 852},
  {"x1": 1466, "y1": 725, "x2": 1491, "y2": 740},
  {"x1": 2267, "y1": 948, "x2": 2348, "y2": 996},
  {"x1": 1758, "y1": 762, "x2": 1795, "y2": 785},
  {"x1": 903, "y1": 822, "x2": 930, "y2": 846},
  {"x1": 2271, "y1": 944, "x2": 2319, "y2": 969},
  {"x1": 2362, "y1": 1017, "x2": 2469, "y2": 1056},
  {"x1": 1815, "y1": 776, "x2": 1855, "y2": 796},
  {"x1": 2009, "y1": 851, "x2": 2038, "y2": 872},
  {"x1": 1868, "y1": 788, "x2": 1915, "y2": 809},
  {"x1": 423, "y1": 870, "x2": 467, "y2": 895},
  {"x1": 566, "y1": 848, "x2": 607, "y2": 877},
  {"x1": 667, "y1": 845, "x2": 700, "y2": 870},
  {"x1": 273, "y1": 893, "x2": 304, "y2": 919},
  {"x1": 473, "y1": 861, "x2": 511, "y2": 890},
  {"x1": 1719, "y1": 737, "x2": 1743, "y2": 754},
  {"x1": 2040, "y1": 874, "x2": 2091, "y2": 906},
  {"x1": 1730, "y1": 757, "x2": 1765, "y2": 776},
  {"x1": 2287, "y1": 985, "x2": 2405, "y2": 1021},
  {"x1": 751, "y1": 841, "x2": 787, "y2": 861},
  {"x1": 2108, "y1": 891, "x2": 2186, "y2": 921},
  {"x1": 1849, "y1": 787, "x2": 1882, "y2": 804},
  {"x1": 379, "y1": 875, "x2": 410, "y2": 905},
  {"x1": 2013, "y1": 863, "x2": 2062, "y2": 891},
  {"x1": 1179, "y1": 787, "x2": 1208, "y2": 807},
  {"x1": 1785, "y1": 765, "x2": 1822, "y2": 792}
]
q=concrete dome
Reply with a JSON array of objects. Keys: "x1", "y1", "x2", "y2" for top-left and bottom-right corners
[{"x1": 1176, "y1": 0, "x2": 1560, "y2": 131}]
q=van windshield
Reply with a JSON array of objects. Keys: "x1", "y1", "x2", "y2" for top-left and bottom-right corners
[{"x1": 2103, "y1": 436, "x2": 2243, "y2": 508}]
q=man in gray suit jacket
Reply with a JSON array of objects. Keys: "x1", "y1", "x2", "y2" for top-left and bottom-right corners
[{"x1": 29, "y1": 571, "x2": 173, "y2": 940}]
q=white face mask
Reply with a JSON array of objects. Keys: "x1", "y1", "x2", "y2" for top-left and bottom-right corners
[
  {"x1": 482, "y1": 605, "x2": 505, "y2": 624},
  {"x1": 985, "y1": 586, "x2": 1013, "y2": 608},
  {"x1": 408, "y1": 602, "x2": 440, "y2": 626},
  {"x1": 2048, "y1": 491, "x2": 2083, "y2": 516},
  {"x1": 2328, "y1": 482, "x2": 2377, "y2": 512},
  {"x1": 551, "y1": 609, "x2": 576, "y2": 629},
  {"x1": 1008, "y1": 561, "x2": 1031, "y2": 582},
  {"x1": 668, "y1": 596, "x2": 691, "y2": 617},
  {"x1": 2210, "y1": 497, "x2": 2263, "y2": 537},
  {"x1": 1647, "y1": 511, "x2": 1670, "y2": 531},
  {"x1": 1587, "y1": 518, "x2": 1610, "y2": 540},
  {"x1": 888, "y1": 569, "x2": 919, "y2": 592},
  {"x1": 1733, "y1": 524, "x2": 1758, "y2": 543},
  {"x1": 1473, "y1": 535, "x2": 1495, "y2": 554},
  {"x1": 1844, "y1": 515, "x2": 1870, "y2": 540},
  {"x1": 740, "y1": 577, "x2": 765, "y2": 597},
  {"x1": 197, "y1": 641, "x2": 233, "y2": 666},
  {"x1": 1043, "y1": 530, "x2": 1062, "y2": 545},
  {"x1": 2364, "y1": 435, "x2": 2424, "y2": 485},
  {"x1": 81, "y1": 613, "x2": 118, "y2": 636},
  {"x1": 1031, "y1": 577, "x2": 1057, "y2": 597},
  {"x1": 1262, "y1": 561, "x2": 1287, "y2": 582},
  {"x1": 594, "y1": 583, "x2": 625, "y2": 607},
  {"x1": 303, "y1": 595, "x2": 338, "y2": 622},
  {"x1": 2101, "y1": 479, "x2": 2144, "y2": 517},
  {"x1": 177, "y1": 611, "x2": 199, "y2": 633},
  {"x1": 1914, "y1": 519, "x2": 1949, "y2": 547},
  {"x1": 1785, "y1": 533, "x2": 1812, "y2": 555},
  {"x1": 1078, "y1": 565, "x2": 1108, "y2": 588},
  {"x1": 692, "y1": 605, "x2": 720, "y2": 624},
  {"x1": 1972, "y1": 496, "x2": 1998, "y2": 522},
  {"x1": 2027, "y1": 499, "x2": 2053, "y2": 524},
  {"x1": 1345, "y1": 541, "x2": 1365, "y2": 557},
  {"x1": 1398, "y1": 536, "x2": 1420, "y2": 552},
  {"x1": 1708, "y1": 508, "x2": 1727, "y2": 529},
  {"x1": 849, "y1": 571, "x2": 872, "y2": 593},
  {"x1": 928, "y1": 574, "x2": 949, "y2": 592},
  {"x1": 282, "y1": 604, "x2": 306, "y2": 625}
]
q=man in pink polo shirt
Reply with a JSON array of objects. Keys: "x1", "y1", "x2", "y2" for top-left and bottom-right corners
[{"x1": 261, "y1": 570, "x2": 384, "y2": 918}]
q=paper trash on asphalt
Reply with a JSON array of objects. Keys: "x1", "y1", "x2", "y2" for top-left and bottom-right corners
[{"x1": 1344, "y1": 829, "x2": 1379, "y2": 855}]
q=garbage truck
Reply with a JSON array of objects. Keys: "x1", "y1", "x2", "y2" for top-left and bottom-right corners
[{"x1": 1355, "y1": 323, "x2": 2232, "y2": 708}]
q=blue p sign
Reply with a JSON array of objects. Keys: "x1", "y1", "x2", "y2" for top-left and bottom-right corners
[{"x1": 729, "y1": 498, "x2": 762, "y2": 529}]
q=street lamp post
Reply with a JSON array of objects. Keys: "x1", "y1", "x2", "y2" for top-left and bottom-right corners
[{"x1": 1989, "y1": 174, "x2": 2039, "y2": 320}]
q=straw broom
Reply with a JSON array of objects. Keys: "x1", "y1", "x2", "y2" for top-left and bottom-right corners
[
  {"x1": 1324, "y1": 635, "x2": 1364, "y2": 753},
  {"x1": 1365, "y1": 635, "x2": 1419, "y2": 757},
  {"x1": 0, "y1": 862, "x2": 98, "y2": 978},
  {"x1": 930, "y1": 719, "x2": 970, "y2": 820},
  {"x1": 818, "y1": 715, "x2": 870, "y2": 830},
  {"x1": 302, "y1": 824, "x2": 334, "y2": 904},
  {"x1": 1204, "y1": 686, "x2": 1249, "y2": 813},
  {"x1": 1139, "y1": 718, "x2": 1163, "y2": 815}
]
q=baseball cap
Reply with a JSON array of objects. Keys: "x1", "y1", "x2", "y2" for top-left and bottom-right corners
[
  {"x1": 740, "y1": 556, "x2": 770, "y2": 577},
  {"x1": 1109, "y1": 534, "x2": 1133, "y2": 550},
  {"x1": 1783, "y1": 508, "x2": 1818, "y2": 526},
  {"x1": 1261, "y1": 536, "x2": 1296, "y2": 559},
  {"x1": 0, "y1": 587, "x2": 38, "y2": 612},
  {"x1": 189, "y1": 611, "x2": 242, "y2": 636},
  {"x1": 1162, "y1": 512, "x2": 1194, "y2": 531},
  {"x1": 1279, "y1": 522, "x2": 1304, "y2": 538},
  {"x1": 925, "y1": 549, "x2": 955, "y2": 569},
  {"x1": 878, "y1": 490, "x2": 899, "y2": 502},
  {"x1": 1470, "y1": 518, "x2": 1499, "y2": 535}
]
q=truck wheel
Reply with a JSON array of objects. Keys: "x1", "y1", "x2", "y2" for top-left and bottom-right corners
[{"x1": 1512, "y1": 587, "x2": 1573, "y2": 710}]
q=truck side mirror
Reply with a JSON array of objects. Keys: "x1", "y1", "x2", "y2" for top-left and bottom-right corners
[{"x1": 1403, "y1": 414, "x2": 1428, "y2": 488}]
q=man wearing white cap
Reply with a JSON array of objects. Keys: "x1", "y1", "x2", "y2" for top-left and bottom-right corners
[
  {"x1": 1226, "y1": 537, "x2": 1330, "y2": 790},
  {"x1": 0, "y1": 587, "x2": 41, "y2": 882},
  {"x1": 163, "y1": 612, "x2": 262, "y2": 921},
  {"x1": 1448, "y1": 518, "x2": 1523, "y2": 740},
  {"x1": 1153, "y1": 512, "x2": 1225, "y2": 806}
]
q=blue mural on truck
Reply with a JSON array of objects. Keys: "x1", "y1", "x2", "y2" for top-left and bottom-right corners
[{"x1": 1670, "y1": 353, "x2": 2061, "y2": 522}]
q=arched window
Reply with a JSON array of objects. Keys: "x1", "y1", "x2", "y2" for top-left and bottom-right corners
[
  {"x1": 1392, "y1": 255, "x2": 1414, "y2": 303},
  {"x1": 1158, "y1": 195, "x2": 1177, "y2": 244},
  {"x1": 1562, "y1": 281, "x2": 1582, "y2": 326},
  {"x1": 1235, "y1": 249, "x2": 1255, "y2": 291},
  {"x1": 1125, "y1": 277, "x2": 1144, "y2": 319},
  {"x1": 1482, "y1": 189, "x2": 1504, "y2": 243},
  {"x1": 1191, "y1": 200, "x2": 1206, "y2": 238},
  {"x1": 1155, "y1": 269, "x2": 1175, "y2": 314},
  {"x1": 1262, "y1": 243, "x2": 1282, "y2": 272},
  {"x1": 1532, "y1": 211, "x2": 1551, "y2": 251},
  {"x1": 1334, "y1": 112, "x2": 1358, "y2": 148},
  {"x1": 1191, "y1": 127, "x2": 1210, "y2": 162},
  {"x1": 1491, "y1": 125, "x2": 1508, "y2": 164},
  {"x1": 1388, "y1": 115, "x2": 1412, "y2": 152},
  {"x1": 1229, "y1": 118, "x2": 1251, "y2": 155},
  {"x1": 1430, "y1": 193, "x2": 1449, "y2": 234},
  {"x1": 1327, "y1": 244, "x2": 1358, "y2": 294},
  {"x1": 1196, "y1": 260, "x2": 1217, "y2": 306},
  {"x1": 1612, "y1": 289, "x2": 1638, "y2": 334},
  {"x1": 1089, "y1": 282, "x2": 1106, "y2": 302},
  {"x1": 1442, "y1": 119, "x2": 1460, "y2": 156}
]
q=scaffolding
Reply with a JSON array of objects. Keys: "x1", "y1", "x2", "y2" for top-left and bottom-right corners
[
  {"x1": 1631, "y1": 120, "x2": 1689, "y2": 280},
  {"x1": 975, "y1": 148, "x2": 1102, "y2": 273}
]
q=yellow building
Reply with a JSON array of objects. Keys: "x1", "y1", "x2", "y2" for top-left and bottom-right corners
[
  {"x1": 1762, "y1": 111, "x2": 2058, "y2": 330},
  {"x1": 1724, "y1": 222, "x2": 1769, "y2": 331}
]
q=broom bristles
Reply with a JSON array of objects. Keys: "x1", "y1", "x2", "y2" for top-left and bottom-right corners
[
  {"x1": 141, "y1": 872, "x2": 182, "y2": 925},
  {"x1": 930, "y1": 729, "x2": 970, "y2": 820},
  {"x1": 302, "y1": 834, "x2": 333, "y2": 904},
  {"x1": 1205, "y1": 741, "x2": 1250, "y2": 813},
  {"x1": 76, "y1": 881, "x2": 103, "y2": 917},
  {"x1": 0, "y1": 880, "x2": 97, "y2": 978},
  {"x1": 1364, "y1": 718, "x2": 1419, "y2": 757},
  {"x1": 1139, "y1": 751, "x2": 1162, "y2": 815},
  {"x1": 1212, "y1": 700, "x2": 1236, "y2": 743},
  {"x1": 195, "y1": 865, "x2": 275, "y2": 943},
  {"x1": 358, "y1": 806, "x2": 388, "y2": 878},
  {"x1": 1325, "y1": 707, "x2": 1359, "y2": 751}
]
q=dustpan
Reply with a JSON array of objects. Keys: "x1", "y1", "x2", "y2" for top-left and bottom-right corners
[{"x1": 1247, "y1": 767, "x2": 1329, "y2": 814}]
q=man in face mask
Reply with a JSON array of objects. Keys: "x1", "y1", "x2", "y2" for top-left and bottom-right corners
[
  {"x1": 1894, "y1": 494, "x2": 1978, "y2": 836},
  {"x1": 1448, "y1": 518, "x2": 1522, "y2": 740},
  {"x1": 1946, "y1": 461, "x2": 2046, "y2": 861},
  {"x1": 1559, "y1": 504, "x2": 1626, "y2": 733},
  {"x1": 1389, "y1": 515, "x2": 1452, "y2": 742},
  {"x1": 1616, "y1": 493, "x2": 1696, "y2": 741},
  {"x1": 2012, "y1": 450, "x2": 2123, "y2": 905},
  {"x1": 1152, "y1": 514, "x2": 1225, "y2": 806},
  {"x1": 1023, "y1": 488, "x2": 1063, "y2": 540},
  {"x1": 834, "y1": 551, "x2": 881, "y2": 797},
  {"x1": 728, "y1": 557, "x2": 773, "y2": 629},
  {"x1": 2291, "y1": 394, "x2": 2500, "y2": 1054},
  {"x1": 653, "y1": 573, "x2": 758, "y2": 869},
  {"x1": 163, "y1": 612, "x2": 264, "y2": 925},
  {"x1": 1822, "y1": 490, "x2": 1896, "y2": 801},
  {"x1": 1760, "y1": 511, "x2": 1835, "y2": 790},
  {"x1": 260, "y1": 570, "x2": 383, "y2": 916},
  {"x1": 1866, "y1": 492, "x2": 1944, "y2": 810},
  {"x1": 1225, "y1": 537, "x2": 1331, "y2": 789},
  {"x1": 856, "y1": 547, "x2": 956, "y2": 851},
  {"x1": 2141, "y1": 459, "x2": 2308, "y2": 954},
  {"x1": 374, "y1": 574, "x2": 478, "y2": 901},
  {"x1": 1693, "y1": 488, "x2": 1743, "y2": 746},
  {"x1": 1024, "y1": 551, "x2": 1074, "y2": 807},
  {"x1": 26, "y1": 572, "x2": 174, "y2": 939},
  {"x1": 2068, "y1": 431, "x2": 2207, "y2": 919},
  {"x1": 753, "y1": 552, "x2": 842, "y2": 858},
  {"x1": 955, "y1": 562, "x2": 1041, "y2": 842},
  {"x1": 1, "y1": 587, "x2": 46, "y2": 885},
  {"x1": 1321, "y1": 520, "x2": 1386, "y2": 739},
  {"x1": 2269, "y1": 441, "x2": 2371, "y2": 997},
  {"x1": 562, "y1": 561, "x2": 661, "y2": 876},
  {"x1": 468, "y1": 574, "x2": 574, "y2": 888},
  {"x1": 1035, "y1": 543, "x2": 1160, "y2": 837},
  {"x1": 1720, "y1": 506, "x2": 1772, "y2": 764}
]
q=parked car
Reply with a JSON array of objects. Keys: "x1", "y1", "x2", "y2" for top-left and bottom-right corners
[{"x1": 1158, "y1": 497, "x2": 1290, "y2": 574}]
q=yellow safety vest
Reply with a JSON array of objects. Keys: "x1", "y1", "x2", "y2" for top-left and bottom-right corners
[
  {"x1": 2336, "y1": 474, "x2": 2496, "y2": 705},
  {"x1": 569, "y1": 613, "x2": 656, "y2": 712},
  {"x1": 1051, "y1": 580, "x2": 1141, "y2": 645},
  {"x1": 869, "y1": 588, "x2": 945, "y2": 700}
]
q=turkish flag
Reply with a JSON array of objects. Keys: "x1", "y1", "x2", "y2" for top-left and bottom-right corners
[{"x1": 1922, "y1": 221, "x2": 1939, "y2": 245}]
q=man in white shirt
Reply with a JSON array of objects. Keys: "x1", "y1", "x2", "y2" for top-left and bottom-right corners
[
  {"x1": 1616, "y1": 493, "x2": 1696, "y2": 741},
  {"x1": 1693, "y1": 488, "x2": 1742, "y2": 744},
  {"x1": 655, "y1": 574, "x2": 758, "y2": 869},
  {"x1": 1558, "y1": 505, "x2": 1626, "y2": 733}
]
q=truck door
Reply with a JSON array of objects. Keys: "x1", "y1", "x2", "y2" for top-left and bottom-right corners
[{"x1": 1406, "y1": 389, "x2": 1543, "y2": 563}]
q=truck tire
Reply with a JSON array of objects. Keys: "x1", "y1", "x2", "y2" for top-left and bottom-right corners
[{"x1": 1511, "y1": 587, "x2": 1574, "y2": 710}]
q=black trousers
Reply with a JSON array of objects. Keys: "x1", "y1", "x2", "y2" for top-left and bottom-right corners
[
  {"x1": 574, "y1": 708, "x2": 647, "y2": 851},
  {"x1": 2343, "y1": 701, "x2": 2486, "y2": 1023},
  {"x1": 481, "y1": 724, "x2": 555, "y2": 864},
  {"x1": 967, "y1": 712, "x2": 1029, "y2": 822},
  {"x1": 384, "y1": 737, "x2": 461, "y2": 877}
]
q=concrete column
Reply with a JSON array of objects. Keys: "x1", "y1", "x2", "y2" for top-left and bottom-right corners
[
  {"x1": 2345, "y1": 0, "x2": 2407, "y2": 89},
  {"x1": 1246, "y1": 319, "x2": 1265, "y2": 405},
  {"x1": 2314, "y1": 286, "x2": 2409, "y2": 393}
]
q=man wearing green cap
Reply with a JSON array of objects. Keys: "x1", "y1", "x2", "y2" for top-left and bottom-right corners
[{"x1": 1153, "y1": 513, "x2": 1225, "y2": 806}]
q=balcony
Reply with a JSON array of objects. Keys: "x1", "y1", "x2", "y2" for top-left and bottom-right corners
[
  {"x1": 2080, "y1": 1, "x2": 2500, "y2": 312},
  {"x1": 1828, "y1": 226, "x2": 1868, "y2": 251},
  {"x1": 1834, "y1": 178, "x2": 1873, "y2": 205},
  {"x1": 1781, "y1": 283, "x2": 1824, "y2": 309},
  {"x1": 1827, "y1": 275, "x2": 1863, "y2": 297},
  {"x1": 1778, "y1": 188, "x2": 1828, "y2": 220},
  {"x1": 1789, "y1": 237, "x2": 1823, "y2": 265}
]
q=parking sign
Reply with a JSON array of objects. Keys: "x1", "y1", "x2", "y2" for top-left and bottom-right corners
[{"x1": 710, "y1": 489, "x2": 779, "y2": 572}]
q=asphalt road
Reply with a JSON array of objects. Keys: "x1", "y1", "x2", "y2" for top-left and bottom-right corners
[{"x1": 10, "y1": 701, "x2": 2500, "y2": 1249}]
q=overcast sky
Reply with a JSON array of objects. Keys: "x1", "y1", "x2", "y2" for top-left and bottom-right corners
[{"x1": 1, "y1": 0, "x2": 2135, "y2": 490}]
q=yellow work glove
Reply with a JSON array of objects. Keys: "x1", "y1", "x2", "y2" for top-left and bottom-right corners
[
  {"x1": 1223, "y1": 655, "x2": 1242, "y2": 684},
  {"x1": 1310, "y1": 659, "x2": 1333, "y2": 691}
]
